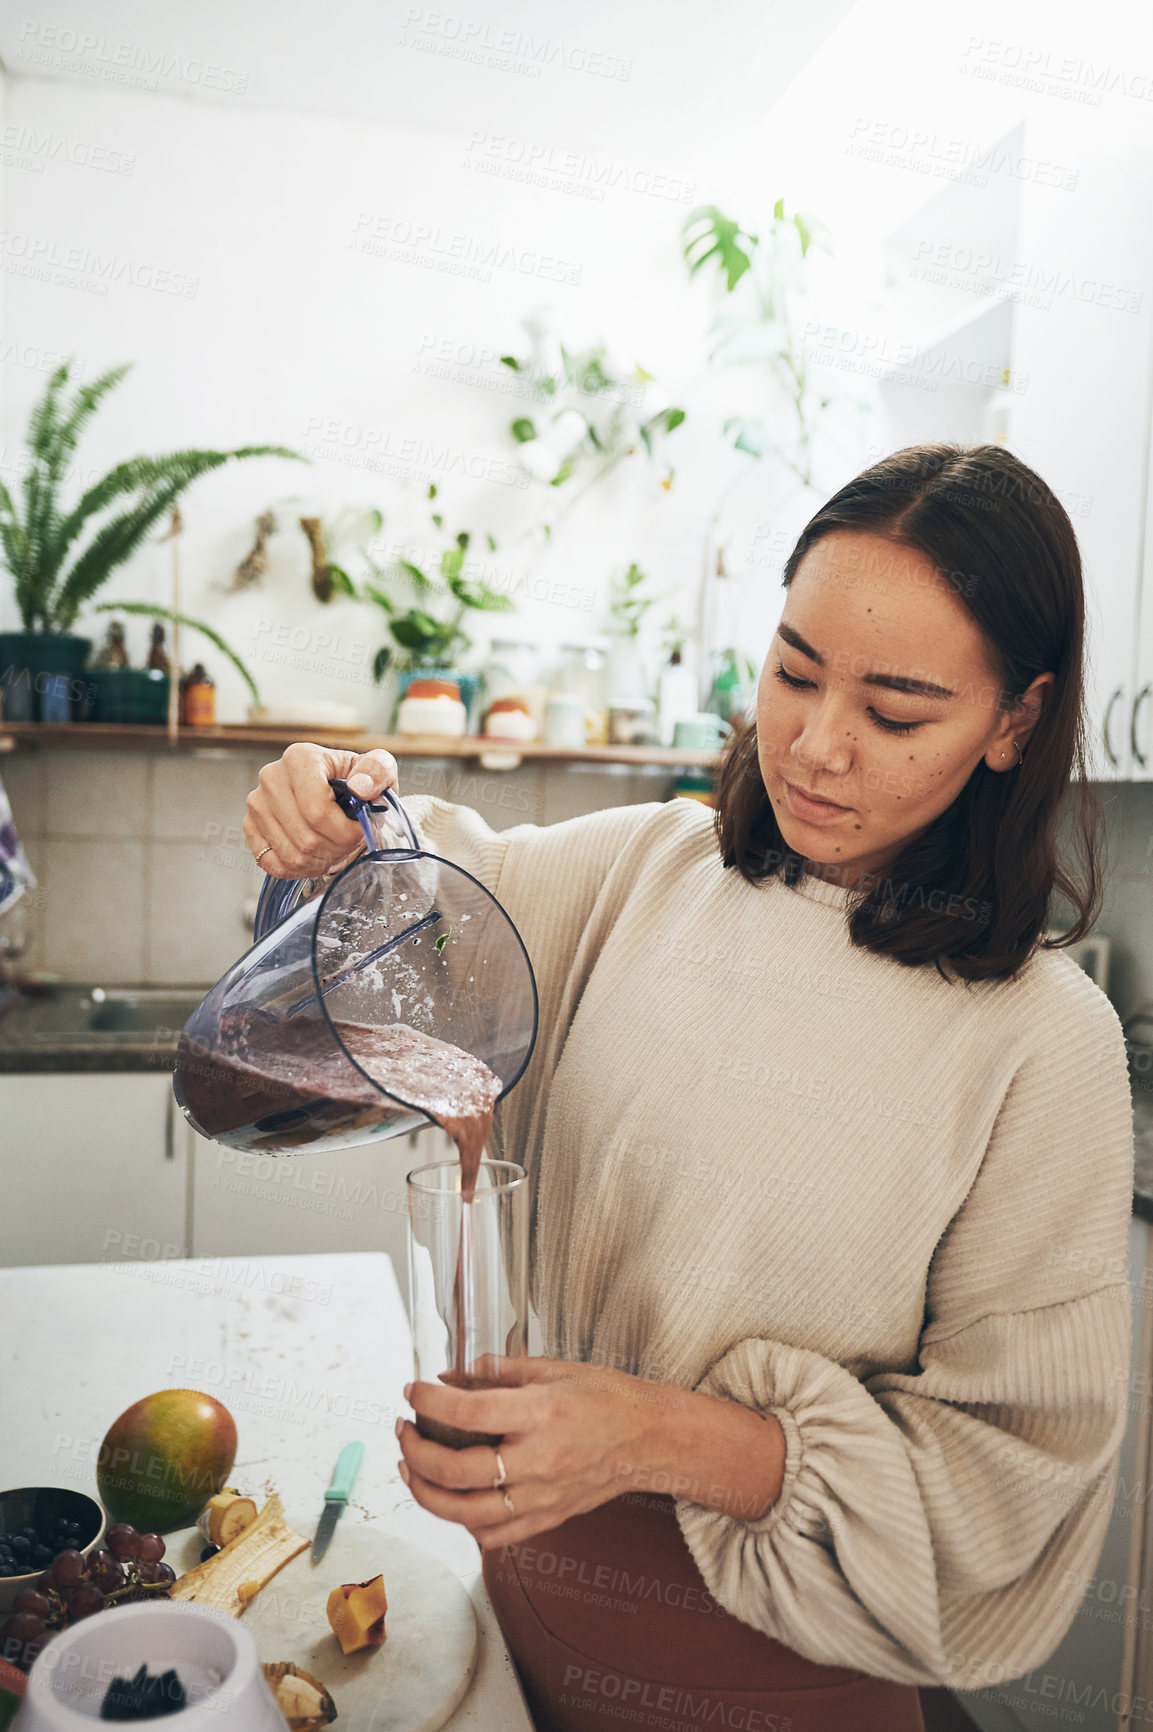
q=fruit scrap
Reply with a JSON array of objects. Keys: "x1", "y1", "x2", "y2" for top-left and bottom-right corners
[
  {"x1": 197, "y1": 1489, "x2": 258, "y2": 1549},
  {"x1": 261, "y1": 1662, "x2": 337, "y2": 1730},
  {"x1": 326, "y1": 1575, "x2": 387, "y2": 1655},
  {"x1": 99, "y1": 1663, "x2": 186, "y2": 1720},
  {"x1": 169, "y1": 1494, "x2": 308, "y2": 1617}
]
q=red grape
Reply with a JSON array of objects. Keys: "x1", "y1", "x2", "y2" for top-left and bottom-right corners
[
  {"x1": 11, "y1": 1589, "x2": 50, "y2": 1620},
  {"x1": 87, "y1": 1549, "x2": 125, "y2": 1593},
  {"x1": 136, "y1": 1561, "x2": 161, "y2": 1585},
  {"x1": 0, "y1": 1611, "x2": 47, "y2": 1669},
  {"x1": 105, "y1": 1524, "x2": 141, "y2": 1562},
  {"x1": 66, "y1": 1582, "x2": 104, "y2": 1619},
  {"x1": 154, "y1": 1563, "x2": 175, "y2": 1587},
  {"x1": 49, "y1": 1549, "x2": 86, "y2": 1589},
  {"x1": 137, "y1": 1533, "x2": 165, "y2": 1563}
]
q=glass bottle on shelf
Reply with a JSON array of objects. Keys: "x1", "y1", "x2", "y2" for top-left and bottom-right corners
[
  {"x1": 92, "y1": 621, "x2": 130, "y2": 669},
  {"x1": 552, "y1": 637, "x2": 610, "y2": 745},
  {"x1": 147, "y1": 623, "x2": 170, "y2": 673},
  {"x1": 180, "y1": 663, "x2": 216, "y2": 727},
  {"x1": 657, "y1": 645, "x2": 698, "y2": 746}
]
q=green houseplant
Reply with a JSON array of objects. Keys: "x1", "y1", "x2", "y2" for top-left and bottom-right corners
[
  {"x1": 362, "y1": 486, "x2": 514, "y2": 723},
  {"x1": 0, "y1": 358, "x2": 301, "y2": 720}
]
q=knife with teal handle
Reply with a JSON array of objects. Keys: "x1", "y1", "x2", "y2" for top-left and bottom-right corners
[{"x1": 311, "y1": 1441, "x2": 365, "y2": 1563}]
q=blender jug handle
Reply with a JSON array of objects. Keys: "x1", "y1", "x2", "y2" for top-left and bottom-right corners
[
  {"x1": 252, "y1": 781, "x2": 420, "y2": 945},
  {"x1": 327, "y1": 779, "x2": 420, "y2": 854}
]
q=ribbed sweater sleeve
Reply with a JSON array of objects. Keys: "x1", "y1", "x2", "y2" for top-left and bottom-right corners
[{"x1": 674, "y1": 976, "x2": 1135, "y2": 1689}]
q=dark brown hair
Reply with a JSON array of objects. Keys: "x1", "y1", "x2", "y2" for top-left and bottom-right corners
[{"x1": 714, "y1": 442, "x2": 1105, "y2": 985}]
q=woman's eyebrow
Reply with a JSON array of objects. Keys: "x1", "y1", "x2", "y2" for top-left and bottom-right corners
[{"x1": 776, "y1": 622, "x2": 956, "y2": 700}]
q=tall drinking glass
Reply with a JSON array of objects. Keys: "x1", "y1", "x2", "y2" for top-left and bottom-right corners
[{"x1": 406, "y1": 1160, "x2": 529, "y2": 1450}]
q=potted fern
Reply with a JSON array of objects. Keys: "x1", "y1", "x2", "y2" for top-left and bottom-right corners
[{"x1": 0, "y1": 359, "x2": 302, "y2": 721}]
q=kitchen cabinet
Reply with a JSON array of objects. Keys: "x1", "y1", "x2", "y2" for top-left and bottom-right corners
[
  {"x1": 879, "y1": 108, "x2": 1153, "y2": 781},
  {"x1": 1135, "y1": 405, "x2": 1153, "y2": 782},
  {"x1": 955, "y1": 1213, "x2": 1152, "y2": 1732},
  {"x1": 0, "y1": 1071, "x2": 192, "y2": 1266},
  {"x1": 0, "y1": 1058, "x2": 489, "y2": 1320},
  {"x1": 1007, "y1": 104, "x2": 1153, "y2": 785}
]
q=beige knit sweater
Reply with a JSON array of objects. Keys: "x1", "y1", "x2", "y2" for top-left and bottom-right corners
[{"x1": 405, "y1": 791, "x2": 1135, "y2": 1690}]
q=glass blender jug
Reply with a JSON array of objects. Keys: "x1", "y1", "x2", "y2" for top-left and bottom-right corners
[{"x1": 173, "y1": 781, "x2": 538, "y2": 1155}]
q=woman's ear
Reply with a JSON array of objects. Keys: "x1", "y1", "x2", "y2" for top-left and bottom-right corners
[{"x1": 987, "y1": 671, "x2": 1054, "y2": 769}]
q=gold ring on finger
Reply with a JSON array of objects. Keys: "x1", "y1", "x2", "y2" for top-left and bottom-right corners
[
  {"x1": 502, "y1": 1489, "x2": 516, "y2": 1516},
  {"x1": 492, "y1": 1449, "x2": 508, "y2": 1490}
]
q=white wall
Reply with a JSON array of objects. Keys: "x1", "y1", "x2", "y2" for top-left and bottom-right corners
[
  {"x1": 0, "y1": 74, "x2": 859, "y2": 721},
  {"x1": 6, "y1": 0, "x2": 1152, "y2": 727}
]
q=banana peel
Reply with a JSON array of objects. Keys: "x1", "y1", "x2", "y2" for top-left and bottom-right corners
[{"x1": 170, "y1": 1493, "x2": 308, "y2": 1616}]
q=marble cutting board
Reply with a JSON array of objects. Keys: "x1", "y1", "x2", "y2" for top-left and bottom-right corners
[{"x1": 172, "y1": 1516, "x2": 477, "y2": 1731}]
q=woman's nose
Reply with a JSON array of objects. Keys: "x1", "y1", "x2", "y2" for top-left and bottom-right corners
[{"x1": 794, "y1": 707, "x2": 854, "y2": 773}]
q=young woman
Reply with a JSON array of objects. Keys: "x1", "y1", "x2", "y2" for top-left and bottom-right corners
[{"x1": 244, "y1": 444, "x2": 1135, "y2": 1732}]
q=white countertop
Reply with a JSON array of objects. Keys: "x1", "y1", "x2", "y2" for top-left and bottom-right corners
[{"x1": 0, "y1": 1250, "x2": 534, "y2": 1732}]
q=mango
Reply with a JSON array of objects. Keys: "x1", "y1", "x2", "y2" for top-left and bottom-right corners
[
  {"x1": 327, "y1": 1575, "x2": 387, "y2": 1654},
  {"x1": 96, "y1": 1390, "x2": 237, "y2": 1533}
]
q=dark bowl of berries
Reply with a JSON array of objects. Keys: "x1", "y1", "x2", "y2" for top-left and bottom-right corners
[
  {"x1": 0, "y1": 1488, "x2": 106, "y2": 1614},
  {"x1": 0, "y1": 1495, "x2": 178, "y2": 1683}
]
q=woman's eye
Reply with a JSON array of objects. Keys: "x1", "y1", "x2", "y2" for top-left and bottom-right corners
[{"x1": 772, "y1": 661, "x2": 921, "y2": 737}]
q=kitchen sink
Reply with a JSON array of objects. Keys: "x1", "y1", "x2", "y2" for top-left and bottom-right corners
[{"x1": 3, "y1": 984, "x2": 208, "y2": 1043}]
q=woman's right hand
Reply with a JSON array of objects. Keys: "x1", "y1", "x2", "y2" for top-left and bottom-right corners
[{"x1": 243, "y1": 742, "x2": 400, "y2": 879}]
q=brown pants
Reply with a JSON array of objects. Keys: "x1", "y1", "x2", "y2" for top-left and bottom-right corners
[{"x1": 482, "y1": 1490, "x2": 925, "y2": 1732}]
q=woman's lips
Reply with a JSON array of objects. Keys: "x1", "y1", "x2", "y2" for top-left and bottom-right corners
[{"x1": 782, "y1": 780, "x2": 852, "y2": 823}]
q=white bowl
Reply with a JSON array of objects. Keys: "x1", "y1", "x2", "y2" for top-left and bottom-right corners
[{"x1": 14, "y1": 1599, "x2": 284, "y2": 1729}]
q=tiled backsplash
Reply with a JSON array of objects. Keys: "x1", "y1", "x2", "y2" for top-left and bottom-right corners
[
  {"x1": 0, "y1": 750, "x2": 675, "y2": 988},
  {"x1": 2, "y1": 751, "x2": 1152, "y2": 1026}
]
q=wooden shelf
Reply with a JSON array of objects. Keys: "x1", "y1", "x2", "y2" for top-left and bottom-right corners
[{"x1": 0, "y1": 721, "x2": 720, "y2": 770}]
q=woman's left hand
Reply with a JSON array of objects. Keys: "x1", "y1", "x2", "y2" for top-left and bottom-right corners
[{"x1": 395, "y1": 1356, "x2": 670, "y2": 1549}]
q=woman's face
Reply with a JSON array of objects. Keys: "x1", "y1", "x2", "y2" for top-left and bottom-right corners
[{"x1": 755, "y1": 529, "x2": 1053, "y2": 889}]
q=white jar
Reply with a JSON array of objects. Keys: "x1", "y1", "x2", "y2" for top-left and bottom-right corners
[
  {"x1": 397, "y1": 679, "x2": 467, "y2": 738},
  {"x1": 545, "y1": 693, "x2": 587, "y2": 749},
  {"x1": 482, "y1": 636, "x2": 547, "y2": 735},
  {"x1": 483, "y1": 699, "x2": 536, "y2": 741}
]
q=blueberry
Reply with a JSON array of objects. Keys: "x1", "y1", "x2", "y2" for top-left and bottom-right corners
[
  {"x1": 19, "y1": 1528, "x2": 37, "y2": 1543},
  {"x1": 10, "y1": 1537, "x2": 30, "y2": 1557},
  {"x1": 31, "y1": 1547, "x2": 51, "y2": 1568}
]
